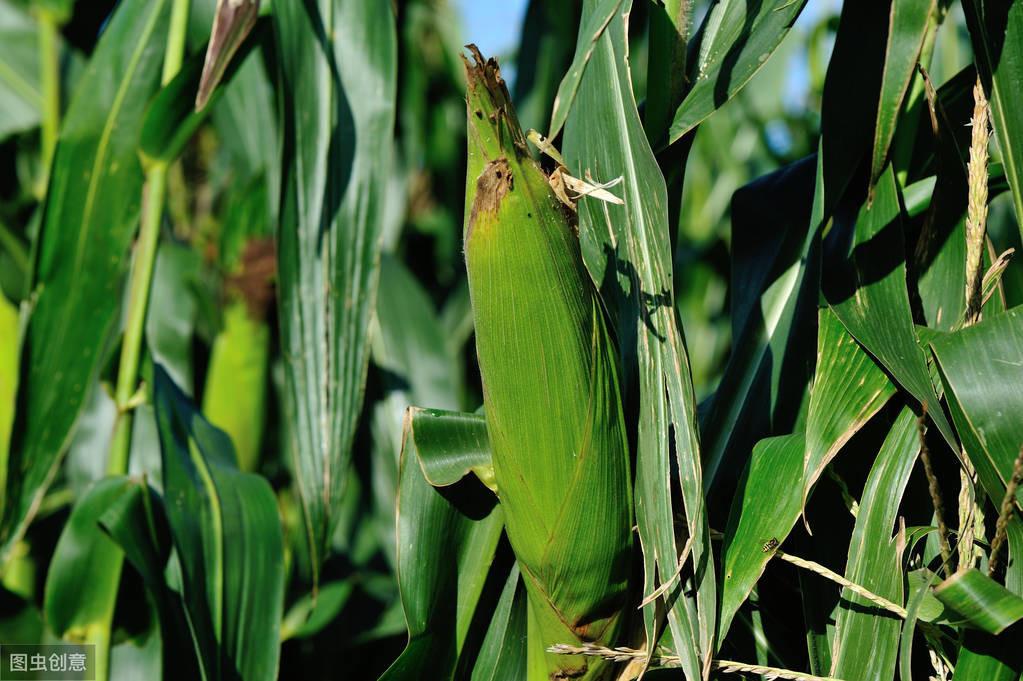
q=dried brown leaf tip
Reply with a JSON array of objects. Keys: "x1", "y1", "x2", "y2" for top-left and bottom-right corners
[
  {"x1": 462, "y1": 44, "x2": 527, "y2": 157},
  {"x1": 463, "y1": 43, "x2": 508, "y2": 98},
  {"x1": 196, "y1": 0, "x2": 260, "y2": 111}
]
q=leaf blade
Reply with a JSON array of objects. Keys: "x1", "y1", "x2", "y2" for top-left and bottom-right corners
[
  {"x1": 272, "y1": 0, "x2": 397, "y2": 581},
  {"x1": 1, "y1": 0, "x2": 171, "y2": 563},
  {"x1": 563, "y1": 3, "x2": 715, "y2": 674},
  {"x1": 153, "y1": 365, "x2": 285, "y2": 681}
]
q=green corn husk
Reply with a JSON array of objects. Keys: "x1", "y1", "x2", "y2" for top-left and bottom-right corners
[
  {"x1": 202, "y1": 176, "x2": 273, "y2": 472},
  {"x1": 462, "y1": 48, "x2": 633, "y2": 681}
]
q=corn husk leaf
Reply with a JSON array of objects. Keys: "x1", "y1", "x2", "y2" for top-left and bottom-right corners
[{"x1": 463, "y1": 49, "x2": 633, "y2": 680}]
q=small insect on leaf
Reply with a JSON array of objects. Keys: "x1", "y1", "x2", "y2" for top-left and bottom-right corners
[
  {"x1": 762, "y1": 537, "x2": 780, "y2": 553},
  {"x1": 527, "y1": 128, "x2": 566, "y2": 167}
]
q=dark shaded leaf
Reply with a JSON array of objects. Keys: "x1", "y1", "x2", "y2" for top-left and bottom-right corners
[
  {"x1": 951, "y1": 629, "x2": 1023, "y2": 681},
  {"x1": 701, "y1": 155, "x2": 820, "y2": 491},
  {"x1": 645, "y1": 0, "x2": 692, "y2": 146},
  {"x1": 98, "y1": 477, "x2": 201, "y2": 680},
  {"x1": 819, "y1": 0, "x2": 890, "y2": 215},
  {"x1": 512, "y1": 0, "x2": 581, "y2": 136},
  {"x1": 468, "y1": 564, "x2": 527, "y2": 681},
  {"x1": 153, "y1": 365, "x2": 285, "y2": 681}
]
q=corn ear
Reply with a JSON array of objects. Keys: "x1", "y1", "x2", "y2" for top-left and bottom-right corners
[{"x1": 463, "y1": 49, "x2": 633, "y2": 681}]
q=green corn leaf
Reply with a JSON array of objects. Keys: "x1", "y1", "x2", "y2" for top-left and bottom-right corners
[
  {"x1": 930, "y1": 307, "x2": 1023, "y2": 510},
  {"x1": 146, "y1": 243, "x2": 200, "y2": 395},
  {"x1": 0, "y1": 0, "x2": 170, "y2": 565},
  {"x1": 546, "y1": 0, "x2": 622, "y2": 139},
  {"x1": 108, "y1": 629, "x2": 162, "y2": 681},
  {"x1": 900, "y1": 568, "x2": 945, "y2": 681},
  {"x1": 951, "y1": 630, "x2": 1023, "y2": 680},
  {"x1": 962, "y1": 0, "x2": 1023, "y2": 238},
  {"x1": 936, "y1": 569, "x2": 1023, "y2": 635},
  {"x1": 98, "y1": 478, "x2": 171, "y2": 589},
  {"x1": 0, "y1": 293, "x2": 17, "y2": 485},
  {"x1": 273, "y1": 0, "x2": 397, "y2": 582},
  {"x1": 440, "y1": 282, "x2": 474, "y2": 361},
  {"x1": 562, "y1": 3, "x2": 714, "y2": 676},
  {"x1": 919, "y1": 215, "x2": 970, "y2": 332},
  {"x1": 375, "y1": 252, "x2": 502, "y2": 679},
  {"x1": 280, "y1": 580, "x2": 355, "y2": 642},
  {"x1": 153, "y1": 364, "x2": 285, "y2": 681},
  {"x1": 1005, "y1": 519, "x2": 1023, "y2": 598},
  {"x1": 871, "y1": 0, "x2": 936, "y2": 186},
  {"x1": 719, "y1": 432, "x2": 805, "y2": 640},
  {"x1": 189, "y1": 0, "x2": 278, "y2": 210},
  {"x1": 829, "y1": 406, "x2": 918, "y2": 679},
  {"x1": 98, "y1": 474, "x2": 205, "y2": 679},
  {"x1": 51, "y1": 479, "x2": 165, "y2": 680},
  {"x1": 469, "y1": 564, "x2": 527, "y2": 681},
  {"x1": 374, "y1": 255, "x2": 461, "y2": 415},
  {"x1": 825, "y1": 166, "x2": 958, "y2": 451},
  {"x1": 0, "y1": 1, "x2": 42, "y2": 140},
  {"x1": 403, "y1": 408, "x2": 494, "y2": 492},
  {"x1": 139, "y1": 19, "x2": 265, "y2": 165},
  {"x1": 802, "y1": 307, "x2": 897, "y2": 512},
  {"x1": 667, "y1": 0, "x2": 808, "y2": 146},
  {"x1": 43, "y1": 477, "x2": 134, "y2": 676},
  {"x1": 380, "y1": 412, "x2": 504, "y2": 681}
]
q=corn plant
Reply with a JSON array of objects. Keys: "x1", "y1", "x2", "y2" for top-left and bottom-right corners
[{"x1": 1, "y1": 0, "x2": 1023, "y2": 680}]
